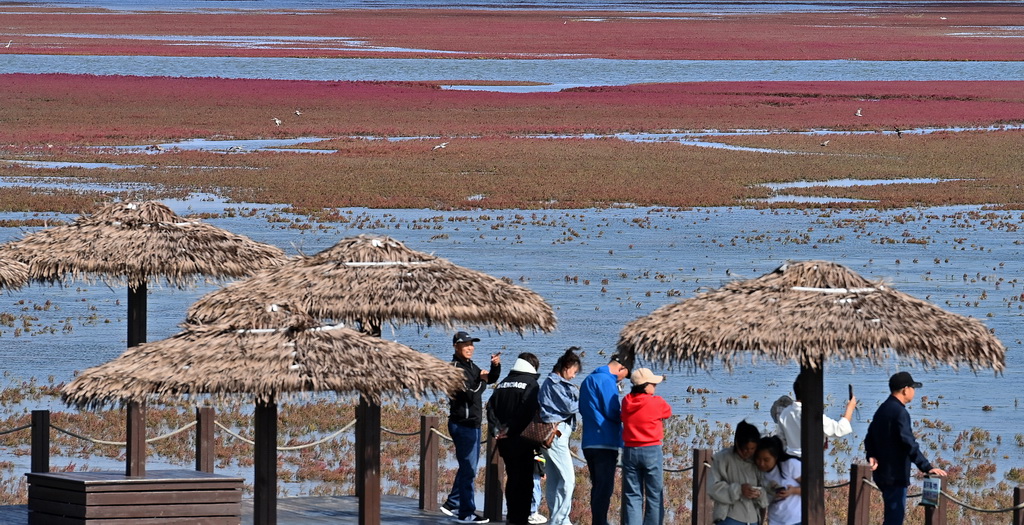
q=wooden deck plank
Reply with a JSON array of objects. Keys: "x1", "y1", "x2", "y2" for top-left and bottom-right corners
[{"x1": 4, "y1": 494, "x2": 503, "y2": 524}]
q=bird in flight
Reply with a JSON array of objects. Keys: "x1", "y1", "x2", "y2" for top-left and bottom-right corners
[
  {"x1": 820, "y1": 140, "x2": 830, "y2": 147},
  {"x1": 894, "y1": 126, "x2": 903, "y2": 138},
  {"x1": 432, "y1": 142, "x2": 449, "y2": 150},
  {"x1": 272, "y1": 117, "x2": 282, "y2": 126},
  {"x1": 855, "y1": 108, "x2": 863, "y2": 117},
  {"x1": 294, "y1": 110, "x2": 302, "y2": 116}
]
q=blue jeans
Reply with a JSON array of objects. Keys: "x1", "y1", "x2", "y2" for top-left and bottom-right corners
[
  {"x1": 447, "y1": 422, "x2": 481, "y2": 519},
  {"x1": 532, "y1": 471, "x2": 542, "y2": 513},
  {"x1": 543, "y1": 422, "x2": 575, "y2": 525},
  {"x1": 881, "y1": 485, "x2": 908, "y2": 525},
  {"x1": 583, "y1": 447, "x2": 619, "y2": 525},
  {"x1": 621, "y1": 445, "x2": 664, "y2": 525}
]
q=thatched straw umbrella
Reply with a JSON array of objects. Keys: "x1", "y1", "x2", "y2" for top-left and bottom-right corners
[
  {"x1": 187, "y1": 234, "x2": 557, "y2": 333},
  {"x1": 1, "y1": 201, "x2": 287, "y2": 475},
  {"x1": 186, "y1": 234, "x2": 556, "y2": 525},
  {"x1": 62, "y1": 309, "x2": 463, "y2": 525},
  {"x1": 0, "y1": 258, "x2": 28, "y2": 290},
  {"x1": 617, "y1": 260, "x2": 1005, "y2": 523}
]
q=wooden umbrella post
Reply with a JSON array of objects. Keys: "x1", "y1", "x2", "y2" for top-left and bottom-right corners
[
  {"x1": 799, "y1": 363, "x2": 825, "y2": 524},
  {"x1": 356, "y1": 396, "x2": 382, "y2": 525},
  {"x1": 126, "y1": 283, "x2": 147, "y2": 477},
  {"x1": 254, "y1": 399, "x2": 278, "y2": 525}
]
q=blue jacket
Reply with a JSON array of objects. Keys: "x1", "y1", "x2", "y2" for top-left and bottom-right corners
[
  {"x1": 538, "y1": 372, "x2": 579, "y2": 429},
  {"x1": 864, "y1": 395, "x2": 933, "y2": 487},
  {"x1": 579, "y1": 365, "x2": 623, "y2": 449}
]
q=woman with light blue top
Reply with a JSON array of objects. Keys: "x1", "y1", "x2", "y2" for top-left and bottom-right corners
[{"x1": 537, "y1": 347, "x2": 581, "y2": 525}]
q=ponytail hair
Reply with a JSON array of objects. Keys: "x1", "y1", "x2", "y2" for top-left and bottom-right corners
[
  {"x1": 733, "y1": 420, "x2": 760, "y2": 454},
  {"x1": 552, "y1": 347, "x2": 582, "y2": 376}
]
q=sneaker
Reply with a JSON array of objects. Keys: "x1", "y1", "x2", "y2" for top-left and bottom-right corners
[
  {"x1": 440, "y1": 500, "x2": 458, "y2": 517},
  {"x1": 455, "y1": 515, "x2": 490, "y2": 524},
  {"x1": 527, "y1": 512, "x2": 548, "y2": 524}
]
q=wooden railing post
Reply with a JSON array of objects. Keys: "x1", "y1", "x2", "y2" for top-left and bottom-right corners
[
  {"x1": 691, "y1": 448, "x2": 713, "y2": 525},
  {"x1": 923, "y1": 477, "x2": 947, "y2": 525},
  {"x1": 483, "y1": 430, "x2": 504, "y2": 522},
  {"x1": 126, "y1": 401, "x2": 146, "y2": 477},
  {"x1": 195, "y1": 406, "x2": 214, "y2": 473},
  {"x1": 31, "y1": 410, "x2": 50, "y2": 473},
  {"x1": 847, "y1": 463, "x2": 871, "y2": 525},
  {"x1": 419, "y1": 415, "x2": 439, "y2": 511},
  {"x1": 1013, "y1": 487, "x2": 1024, "y2": 525}
]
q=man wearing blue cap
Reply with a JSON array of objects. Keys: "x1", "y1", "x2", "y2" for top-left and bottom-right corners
[
  {"x1": 442, "y1": 331, "x2": 501, "y2": 523},
  {"x1": 865, "y1": 371, "x2": 948, "y2": 525}
]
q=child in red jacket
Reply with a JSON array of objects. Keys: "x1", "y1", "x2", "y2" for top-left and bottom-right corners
[{"x1": 620, "y1": 368, "x2": 673, "y2": 525}]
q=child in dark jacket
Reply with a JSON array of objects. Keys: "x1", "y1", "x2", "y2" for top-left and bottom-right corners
[{"x1": 620, "y1": 368, "x2": 672, "y2": 525}]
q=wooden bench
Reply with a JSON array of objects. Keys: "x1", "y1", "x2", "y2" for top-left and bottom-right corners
[{"x1": 26, "y1": 470, "x2": 243, "y2": 525}]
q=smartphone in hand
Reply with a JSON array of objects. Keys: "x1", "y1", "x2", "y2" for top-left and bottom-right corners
[{"x1": 849, "y1": 383, "x2": 854, "y2": 400}]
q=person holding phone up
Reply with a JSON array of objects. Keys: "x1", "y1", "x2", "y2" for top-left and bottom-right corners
[{"x1": 776, "y1": 372, "x2": 858, "y2": 457}]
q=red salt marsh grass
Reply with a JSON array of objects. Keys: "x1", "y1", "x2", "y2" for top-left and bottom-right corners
[
  {"x1": 4, "y1": 75, "x2": 1024, "y2": 142},
  {"x1": 2, "y1": 75, "x2": 1024, "y2": 210},
  {"x1": 1, "y1": 6, "x2": 1023, "y2": 60}
]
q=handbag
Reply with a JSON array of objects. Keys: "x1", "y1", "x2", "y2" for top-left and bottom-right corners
[{"x1": 519, "y1": 413, "x2": 561, "y2": 449}]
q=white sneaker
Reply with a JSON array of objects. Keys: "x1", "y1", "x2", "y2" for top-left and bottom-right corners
[{"x1": 528, "y1": 512, "x2": 548, "y2": 524}]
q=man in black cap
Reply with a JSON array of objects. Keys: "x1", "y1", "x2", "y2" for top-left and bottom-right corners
[
  {"x1": 864, "y1": 371, "x2": 947, "y2": 525},
  {"x1": 442, "y1": 331, "x2": 500, "y2": 523}
]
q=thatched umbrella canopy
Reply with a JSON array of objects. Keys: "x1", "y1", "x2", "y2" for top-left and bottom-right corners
[
  {"x1": 0, "y1": 201, "x2": 286, "y2": 289},
  {"x1": 185, "y1": 234, "x2": 556, "y2": 525},
  {"x1": 0, "y1": 258, "x2": 28, "y2": 290},
  {"x1": 186, "y1": 234, "x2": 556, "y2": 333},
  {"x1": 62, "y1": 309, "x2": 462, "y2": 525},
  {"x1": 617, "y1": 260, "x2": 1006, "y2": 523},
  {"x1": 0, "y1": 200, "x2": 287, "y2": 476},
  {"x1": 62, "y1": 313, "x2": 463, "y2": 408}
]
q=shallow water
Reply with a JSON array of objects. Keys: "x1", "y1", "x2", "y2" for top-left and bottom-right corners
[
  {"x1": 2, "y1": 193, "x2": 1023, "y2": 489},
  {"x1": 5, "y1": 56, "x2": 1024, "y2": 88},
  {"x1": 30, "y1": 0, "x2": 1009, "y2": 13}
]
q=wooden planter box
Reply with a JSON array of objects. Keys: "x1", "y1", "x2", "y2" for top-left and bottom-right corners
[{"x1": 26, "y1": 470, "x2": 243, "y2": 525}]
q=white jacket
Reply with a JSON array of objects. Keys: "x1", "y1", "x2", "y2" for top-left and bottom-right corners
[{"x1": 776, "y1": 401, "x2": 853, "y2": 457}]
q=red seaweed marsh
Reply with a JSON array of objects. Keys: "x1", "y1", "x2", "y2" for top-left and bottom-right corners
[{"x1": 1, "y1": 2, "x2": 1024, "y2": 524}]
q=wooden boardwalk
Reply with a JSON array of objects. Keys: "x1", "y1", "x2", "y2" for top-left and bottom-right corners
[{"x1": 0, "y1": 494, "x2": 480, "y2": 524}]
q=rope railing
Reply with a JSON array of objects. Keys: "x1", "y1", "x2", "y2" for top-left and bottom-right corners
[
  {"x1": 214, "y1": 419, "x2": 357, "y2": 450},
  {"x1": 50, "y1": 421, "x2": 196, "y2": 446},
  {"x1": 0, "y1": 423, "x2": 31, "y2": 436},
  {"x1": 380, "y1": 426, "x2": 420, "y2": 437},
  {"x1": 861, "y1": 476, "x2": 1024, "y2": 514}
]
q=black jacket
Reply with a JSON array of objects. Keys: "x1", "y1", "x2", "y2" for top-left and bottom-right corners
[
  {"x1": 487, "y1": 363, "x2": 541, "y2": 438},
  {"x1": 864, "y1": 394, "x2": 933, "y2": 487},
  {"x1": 449, "y1": 355, "x2": 500, "y2": 428}
]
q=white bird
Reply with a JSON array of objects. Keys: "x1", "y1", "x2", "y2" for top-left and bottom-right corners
[
  {"x1": 432, "y1": 141, "x2": 449, "y2": 150},
  {"x1": 4, "y1": 40, "x2": 11, "y2": 49},
  {"x1": 855, "y1": 108, "x2": 863, "y2": 117},
  {"x1": 820, "y1": 140, "x2": 830, "y2": 147},
  {"x1": 940, "y1": 16, "x2": 947, "y2": 20},
  {"x1": 294, "y1": 109, "x2": 302, "y2": 116},
  {"x1": 272, "y1": 117, "x2": 282, "y2": 126}
]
